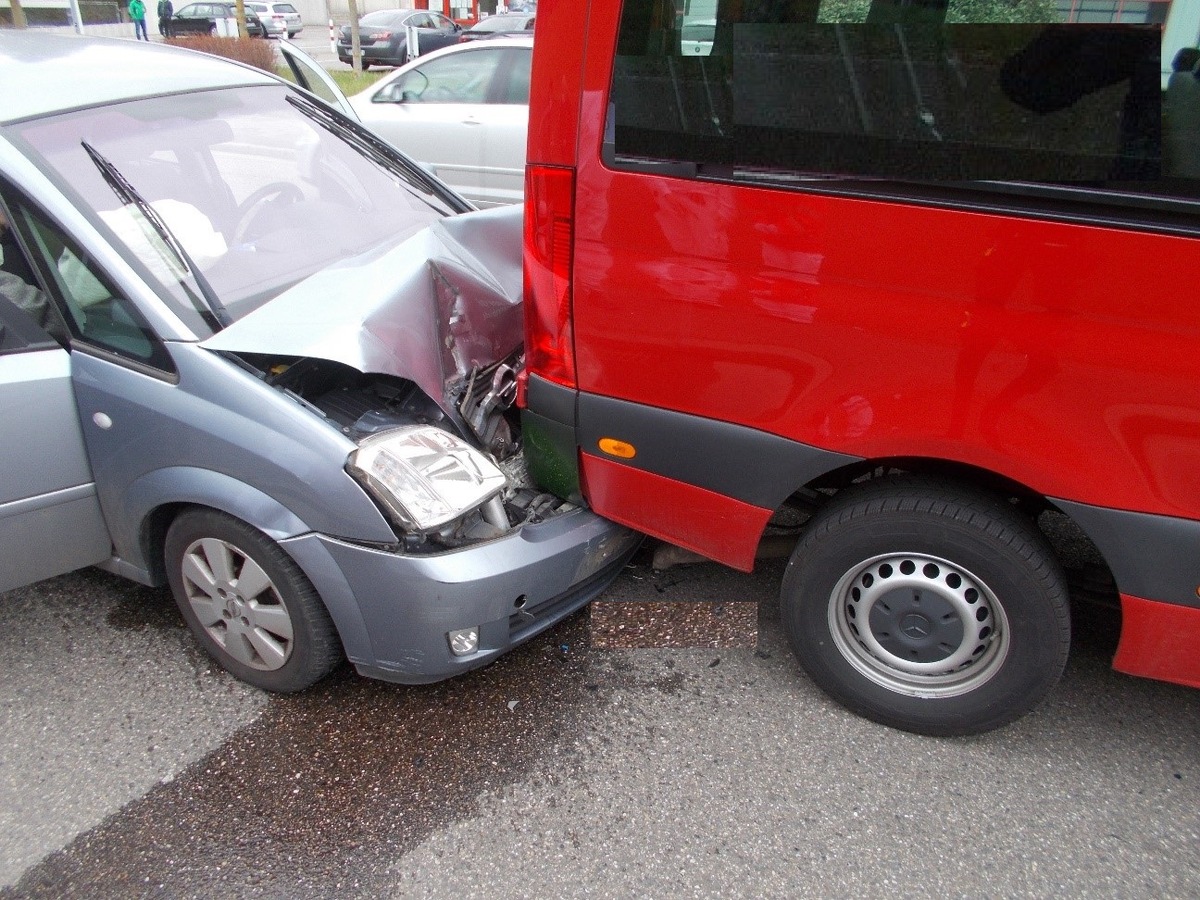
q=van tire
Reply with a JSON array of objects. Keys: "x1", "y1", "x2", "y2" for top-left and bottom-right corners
[
  {"x1": 165, "y1": 509, "x2": 342, "y2": 692},
  {"x1": 781, "y1": 478, "x2": 1070, "y2": 736}
]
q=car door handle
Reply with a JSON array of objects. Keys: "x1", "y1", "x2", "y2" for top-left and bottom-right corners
[{"x1": 461, "y1": 117, "x2": 483, "y2": 126}]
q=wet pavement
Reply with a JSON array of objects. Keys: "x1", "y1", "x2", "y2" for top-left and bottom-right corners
[{"x1": 2, "y1": 550, "x2": 1200, "y2": 897}]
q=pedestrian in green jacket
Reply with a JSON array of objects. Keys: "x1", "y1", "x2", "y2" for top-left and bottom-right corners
[{"x1": 129, "y1": 0, "x2": 148, "y2": 40}]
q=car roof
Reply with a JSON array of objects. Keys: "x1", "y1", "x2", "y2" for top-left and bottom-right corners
[
  {"x1": 473, "y1": 13, "x2": 531, "y2": 23},
  {"x1": 0, "y1": 31, "x2": 275, "y2": 124}
]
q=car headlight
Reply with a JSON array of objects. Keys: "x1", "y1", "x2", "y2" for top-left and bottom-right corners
[{"x1": 347, "y1": 426, "x2": 507, "y2": 531}]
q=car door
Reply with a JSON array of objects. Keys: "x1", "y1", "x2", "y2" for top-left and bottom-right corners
[
  {"x1": 0, "y1": 204, "x2": 110, "y2": 595},
  {"x1": 420, "y1": 12, "x2": 462, "y2": 54},
  {"x1": 173, "y1": 3, "x2": 212, "y2": 33},
  {"x1": 279, "y1": 39, "x2": 359, "y2": 119},
  {"x1": 351, "y1": 46, "x2": 511, "y2": 206}
]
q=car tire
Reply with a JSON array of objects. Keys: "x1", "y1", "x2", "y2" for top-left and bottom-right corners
[
  {"x1": 165, "y1": 508, "x2": 342, "y2": 692},
  {"x1": 780, "y1": 477, "x2": 1070, "y2": 736}
]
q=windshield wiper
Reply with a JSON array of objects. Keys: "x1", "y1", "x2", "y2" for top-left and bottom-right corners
[
  {"x1": 81, "y1": 141, "x2": 231, "y2": 330},
  {"x1": 285, "y1": 92, "x2": 472, "y2": 216}
]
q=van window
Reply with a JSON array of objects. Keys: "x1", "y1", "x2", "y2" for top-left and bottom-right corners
[{"x1": 608, "y1": 0, "x2": 1184, "y2": 206}]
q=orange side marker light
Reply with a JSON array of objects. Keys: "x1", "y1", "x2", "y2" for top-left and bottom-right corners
[{"x1": 598, "y1": 438, "x2": 637, "y2": 459}]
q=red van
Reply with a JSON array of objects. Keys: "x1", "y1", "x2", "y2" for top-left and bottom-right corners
[{"x1": 520, "y1": 0, "x2": 1200, "y2": 734}]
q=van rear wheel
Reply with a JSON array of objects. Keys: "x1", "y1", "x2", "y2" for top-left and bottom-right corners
[{"x1": 781, "y1": 478, "x2": 1070, "y2": 736}]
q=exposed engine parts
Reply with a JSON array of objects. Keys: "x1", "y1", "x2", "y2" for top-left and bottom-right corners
[{"x1": 241, "y1": 352, "x2": 572, "y2": 549}]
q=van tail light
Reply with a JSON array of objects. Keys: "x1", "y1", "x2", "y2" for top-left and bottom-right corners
[{"x1": 524, "y1": 165, "x2": 577, "y2": 390}]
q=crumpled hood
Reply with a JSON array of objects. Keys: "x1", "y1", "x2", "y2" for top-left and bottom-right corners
[{"x1": 202, "y1": 203, "x2": 523, "y2": 418}]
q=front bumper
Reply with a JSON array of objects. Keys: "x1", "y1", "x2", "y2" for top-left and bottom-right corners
[{"x1": 283, "y1": 507, "x2": 640, "y2": 683}]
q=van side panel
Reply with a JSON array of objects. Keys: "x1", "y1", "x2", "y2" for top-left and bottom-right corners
[
  {"x1": 569, "y1": 162, "x2": 1200, "y2": 523},
  {"x1": 524, "y1": 0, "x2": 588, "y2": 166},
  {"x1": 1114, "y1": 595, "x2": 1200, "y2": 689},
  {"x1": 580, "y1": 452, "x2": 772, "y2": 571},
  {"x1": 560, "y1": 3, "x2": 1200, "y2": 528}
]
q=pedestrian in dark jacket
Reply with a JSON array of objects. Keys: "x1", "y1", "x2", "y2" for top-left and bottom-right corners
[{"x1": 158, "y1": 0, "x2": 174, "y2": 36}]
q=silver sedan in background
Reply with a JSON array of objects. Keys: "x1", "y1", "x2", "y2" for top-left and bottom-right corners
[{"x1": 349, "y1": 37, "x2": 532, "y2": 208}]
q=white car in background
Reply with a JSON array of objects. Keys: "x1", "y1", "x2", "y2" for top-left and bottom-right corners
[
  {"x1": 347, "y1": 37, "x2": 531, "y2": 209},
  {"x1": 247, "y1": 0, "x2": 302, "y2": 36}
]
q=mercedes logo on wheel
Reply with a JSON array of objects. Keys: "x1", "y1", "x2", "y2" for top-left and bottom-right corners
[{"x1": 900, "y1": 613, "x2": 932, "y2": 639}]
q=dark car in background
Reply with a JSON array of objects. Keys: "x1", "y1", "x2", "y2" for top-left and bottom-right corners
[
  {"x1": 338, "y1": 9, "x2": 460, "y2": 68},
  {"x1": 458, "y1": 13, "x2": 535, "y2": 42},
  {"x1": 172, "y1": 1, "x2": 267, "y2": 36}
]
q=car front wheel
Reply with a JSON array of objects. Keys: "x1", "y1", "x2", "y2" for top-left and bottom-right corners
[
  {"x1": 165, "y1": 508, "x2": 342, "y2": 692},
  {"x1": 781, "y1": 478, "x2": 1070, "y2": 736}
]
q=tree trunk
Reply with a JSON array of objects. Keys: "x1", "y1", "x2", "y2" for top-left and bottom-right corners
[{"x1": 348, "y1": 0, "x2": 362, "y2": 73}]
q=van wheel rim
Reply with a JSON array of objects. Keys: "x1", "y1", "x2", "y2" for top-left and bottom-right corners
[
  {"x1": 828, "y1": 552, "x2": 1009, "y2": 698},
  {"x1": 180, "y1": 537, "x2": 294, "y2": 672}
]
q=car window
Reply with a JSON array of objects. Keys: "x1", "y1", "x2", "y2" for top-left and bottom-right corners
[
  {"x1": 499, "y1": 47, "x2": 532, "y2": 104},
  {"x1": 9, "y1": 200, "x2": 174, "y2": 371},
  {"x1": 392, "y1": 49, "x2": 504, "y2": 104},
  {"x1": 0, "y1": 293, "x2": 56, "y2": 355},
  {"x1": 10, "y1": 84, "x2": 459, "y2": 336},
  {"x1": 407, "y1": 12, "x2": 432, "y2": 28},
  {"x1": 0, "y1": 199, "x2": 66, "y2": 347},
  {"x1": 430, "y1": 13, "x2": 453, "y2": 31},
  {"x1": 276, "y1": 3, "x2": 298, "y2": 12}
]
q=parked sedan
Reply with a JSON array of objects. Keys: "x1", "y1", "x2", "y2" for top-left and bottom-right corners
[
  {"x1": 349, "y1": 37, "x2": 531, "y2": 208},
  {"x1": 245, "y1": 1, "x2": 288, "y2": 37},
  {"x1": 255, "y1": 0, "x2": 302, "y2": 36},
  {"x1": 0, "y1": 32, "x2": 637, "y2": 693},
  {"x1": 172, "y1": 1, "x2": 268, "y2": 36},
  {"x1": 337, "y1": 9, "x2": 461, "y2": 69},
  {"x1": 457, "y1": 12, "x2": 534, "y2": 41}
]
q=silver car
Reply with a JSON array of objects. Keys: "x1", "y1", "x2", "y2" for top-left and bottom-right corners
[
  {"x1": 246, "y1": 1, "x2": 296, "y2": 37},
  {"x1": 0, "y1": 32, "x2": 638, "y2": 692}
]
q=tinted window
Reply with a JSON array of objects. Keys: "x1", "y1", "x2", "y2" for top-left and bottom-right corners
[
  {"x1": 501, "y1": 47, "x2": 533, "y2": 104},
  {"x1": 610, "y1": 0, "x2": 1181, "y2": 202},
  {"x1": 394, "y1": 49, "x2": 505, "y2": 103},
  {"x1": 12, "y1": 200, "x2": 174, "y2": 371}
]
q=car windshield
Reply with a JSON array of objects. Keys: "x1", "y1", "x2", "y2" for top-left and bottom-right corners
[{"x1": 10, "y1": 84, "x2": 459, "y2": 335}]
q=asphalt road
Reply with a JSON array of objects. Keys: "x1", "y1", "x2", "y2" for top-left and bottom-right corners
[{"x1": 2, "y1": 543, "x2": 1198, "y2": 898}]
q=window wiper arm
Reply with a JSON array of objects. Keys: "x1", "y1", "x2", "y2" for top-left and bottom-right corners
[
  {"x1": 81, "y1": 140, "x2": 231, "y2": 329},
  {"x1": 285, "y1": 92, "x2": 472, "y2": 216}
]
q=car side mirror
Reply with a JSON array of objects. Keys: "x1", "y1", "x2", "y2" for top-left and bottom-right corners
[{"x1": 374, "y1": 83, "x2": 403, "y2": 103}]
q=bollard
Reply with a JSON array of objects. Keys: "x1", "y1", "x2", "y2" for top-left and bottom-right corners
[{"x1": 329, "y1": 18, "x2": 336, "y2": 54}]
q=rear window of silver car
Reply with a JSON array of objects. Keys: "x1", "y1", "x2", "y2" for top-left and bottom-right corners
[{"x1": 9, "y1": 84, "x2": 458, "y2": 334}]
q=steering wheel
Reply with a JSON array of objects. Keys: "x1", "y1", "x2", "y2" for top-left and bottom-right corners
[{"x1": 232, "y1": 182, "x2": 304, "y2": 244}]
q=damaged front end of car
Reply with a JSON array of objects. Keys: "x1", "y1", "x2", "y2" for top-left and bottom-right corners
[{"x1": 202, "y1": 204, "x2": 580, "y2": 551}]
